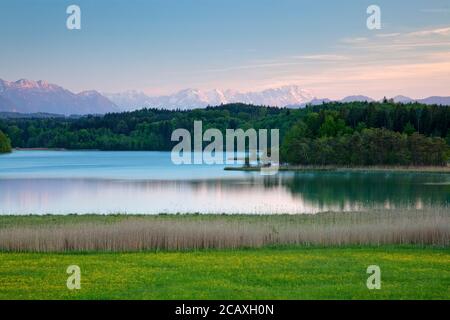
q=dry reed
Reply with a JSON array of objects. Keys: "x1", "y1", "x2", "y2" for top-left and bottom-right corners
[{"x1": 0, "y1": 209, "x2": 448, "y2": 252}]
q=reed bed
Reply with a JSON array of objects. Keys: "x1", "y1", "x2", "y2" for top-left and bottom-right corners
[{"x1": 0, "y1": 209, "x2": 449, "y2": 252}]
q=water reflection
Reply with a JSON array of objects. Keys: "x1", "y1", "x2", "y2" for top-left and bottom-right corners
[
  {"x1": 275, "y1": 172, "x2": 450, "y2": 209},
  {"x1": 0, "y1": 173, "x2": 448, "y2": 214}
]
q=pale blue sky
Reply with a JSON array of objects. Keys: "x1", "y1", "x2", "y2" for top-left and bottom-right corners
[{"x1": 1, "y1": 0, "x2": 449, "y2": 99}]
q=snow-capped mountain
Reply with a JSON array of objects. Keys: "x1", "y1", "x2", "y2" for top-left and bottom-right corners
[
  {"x1": 103, "y1": 90, "x2": 155, "y2": 111},
  {"x1": 105, "y1": 85, "x2": 315, "y2": 110},
  {"x1": 0, "y1": 79, "x2": 119, "y2": 115},
  {"x1": 236, "y1": 86, "x2": 314, "y2": 107},
  {"x1": 2, "y1": 78, "x2": 449, "y2": 115},
  {"x1": 106, "y1": 87, "x2": 450, "y2": 111}
]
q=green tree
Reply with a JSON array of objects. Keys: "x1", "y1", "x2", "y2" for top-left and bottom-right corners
[
  {"x1": 6, "y1": 125, "x2": 23, "y2": 146},
  {"x1": 318, "y1": 114, "x2": 351, "y2": 137},
  {"x1": 0, "y1": 130, "x2": 12, "y2": 153},
  {"x1": 403, "y1": 122, "x2": 416, "y2": 135},
  {"x1": 281, "y1": 121, "x2": 310, "y2": 164}
]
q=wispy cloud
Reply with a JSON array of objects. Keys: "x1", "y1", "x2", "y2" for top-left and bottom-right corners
[
  {"x1": 338, "y1": 25, "x2": 450, "y2": 51},
  {"x1": 202, "y1": 54, "x2": 350, "y2": 74},
  {"x1": 344, "y1": 26, "x2": 450, "y2": 47},
  {"x1": 375, "y1": 33, "x2": 401, "y2": 38},
  {"x1": 264, "y1": 59, "x2": 450, "y2": 100},
  {"x1": 349, "y1": 41, "x2": 450, "y2": 51},
  {"x1": 293, "y1": 54, "x2": 349, "y2": 61},
  {"x1": 408, "y1": 26, "x2": 450, "y2": 36},
  {"x1": 199, "y1": 24, "x2": 450, "y2": 98},
  {"x1": 264, "y1": 24, "x2": 450, "y2": 98},
  {"x1": 340, "y1": 37, "x2": 368, "y2": 44}
]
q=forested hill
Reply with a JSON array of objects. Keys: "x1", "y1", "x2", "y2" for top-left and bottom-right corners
[{"x1": 0, "y1": 101, "x2": 449, "y2": 166}]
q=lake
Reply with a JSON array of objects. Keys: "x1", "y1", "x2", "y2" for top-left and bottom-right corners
[{"x1": 0, "y1": 150, "x2": 449, "y2": 214}]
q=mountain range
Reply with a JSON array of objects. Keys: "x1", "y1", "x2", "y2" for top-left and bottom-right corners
[
  {"x1": 0, "y1": 79, "x2": 119, "y2": 115},
  {"x1": 102, "y1": 89, "x2": 450, "y2": 110},
  {"x1": 104, "y1": 86, "x2": 315, "y2": 110},
  {"x1": 1, "y1": 78, "x2": 449, "y2": 115}
]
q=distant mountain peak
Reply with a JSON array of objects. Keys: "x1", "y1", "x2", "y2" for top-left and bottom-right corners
[
  {"x1": 392, "y1": 95, "x2": 414, "y2": 103},
  {"x1": 10, "y1": 79, "x2": 63, "y2": 91},
  {"x1": 77, "y1": 90, "x2": 101, "y2": 96},
  {"x1": 15, "y1": 78, "x2": 38, "y2": 88},
  {"x1": 36, "y1": 80, "x2": 59, "y2": 90},
  {"x1": 341, "y1": 95, "x2": 374, "y2": 103},
  {"x1": 417, "y1": 96, "x2": 450, "y2": 106}
]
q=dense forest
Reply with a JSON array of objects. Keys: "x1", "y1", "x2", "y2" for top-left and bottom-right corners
[{"x1": 0, "y1": 100, "x2": 449, "y2": 165}]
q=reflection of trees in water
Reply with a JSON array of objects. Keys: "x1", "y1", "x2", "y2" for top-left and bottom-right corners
[
  {"x1": 184, "y1": 173, "x2": 449, "y2": 210},
  {"x1": 277, "y1": 172, "x2": 450, "y2": 209},
  {"x1": 284, "y1": 173, "x2": 450, "y2": 206}
]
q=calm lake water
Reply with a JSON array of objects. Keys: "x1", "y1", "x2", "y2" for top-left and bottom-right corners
[{"x1": 0, "y1": 150, "x2": 449, "y2": 214}]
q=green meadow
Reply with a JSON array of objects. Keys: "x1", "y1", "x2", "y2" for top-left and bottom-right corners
[{"x1": 0, "y1": 246, "x2": 449, "y2": 300}]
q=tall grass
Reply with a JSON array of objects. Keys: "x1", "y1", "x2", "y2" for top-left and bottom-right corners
[{"x1": 0, "y1": 209, "x2": 448, "y2": 252}]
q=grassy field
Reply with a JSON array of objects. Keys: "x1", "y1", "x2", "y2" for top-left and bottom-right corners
[
  {"x1": 0, "y1": 246, "x2": 449, "y2": 299},
  {"x1": 0, "y1": 213, "x2": 448, "y2": 299}
]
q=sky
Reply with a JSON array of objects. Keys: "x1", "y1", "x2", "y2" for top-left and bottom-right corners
[{"x1": 0, "y1": 0, "x2": 449, "y2": 99}]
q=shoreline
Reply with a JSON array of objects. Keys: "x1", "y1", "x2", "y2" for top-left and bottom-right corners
[
  {"x1": 224, "y1": 165, "x2": 450, "y2": 174},
  {"x1": 13, "y1": 147, "x2": 67, "y2": 151}
]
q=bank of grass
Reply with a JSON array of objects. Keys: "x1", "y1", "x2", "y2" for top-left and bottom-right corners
[
  {"x1": 0, "y1": 209, "x2": 448, "y2": 252},
  {"x1": 0, "y1": 246, "x2": 449, "y2": 299}
]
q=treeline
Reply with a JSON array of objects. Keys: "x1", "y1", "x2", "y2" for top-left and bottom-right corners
[
  {"x1": 279, "y1": 102, "x2": 449, "y2": 166},
  {"x1": 282, "y1": 127, "x2": 448, "y2": 166},
  {"x1": 0, "y1": 101, "x2": 449, "y2": 165}
]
